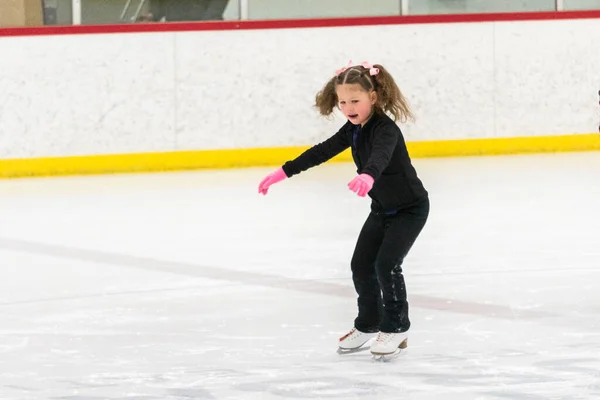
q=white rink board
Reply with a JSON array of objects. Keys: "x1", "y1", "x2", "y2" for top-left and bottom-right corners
[
  {"x1": 0, "y1": 18, "x2": 599, "y2": 159},
  {"x1": 0, "y1": 32, "x2": 177, "y2": 159}
]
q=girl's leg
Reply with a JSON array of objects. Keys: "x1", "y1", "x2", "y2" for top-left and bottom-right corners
[
  {"x1": 350, "y1": 212, "x2": 385, "y2": 333},
  {"x1": 375, "y1": 198, "x2": 429, "y2": 333}
]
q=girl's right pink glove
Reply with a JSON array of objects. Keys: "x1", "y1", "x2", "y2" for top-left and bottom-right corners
[{"x1": 258, "y1": 167, "x2": 287, "y2": 195}]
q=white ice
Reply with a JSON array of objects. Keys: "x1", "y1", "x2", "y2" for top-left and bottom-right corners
[{"x1": 0, "y1": 152, "x2": 599, "y2": 400}]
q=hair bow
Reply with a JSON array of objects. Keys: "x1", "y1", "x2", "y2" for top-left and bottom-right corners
[
  {"x1": 335, "y1": 60, "x2": 354, "y2": 76},
  {"x1": 361, "y1": 61, "x2": 380, "y2": 76},
  {"x1": 335, "y1": 60, "x2": 380, "y2": 76}
]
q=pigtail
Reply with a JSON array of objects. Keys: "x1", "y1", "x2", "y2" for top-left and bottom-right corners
[
  {"x1": 372, "y1": 64, "x2": 415, "y2": 123},
  {"x1": 315, "y1": 76, "x2": 340, "y2": 117}
]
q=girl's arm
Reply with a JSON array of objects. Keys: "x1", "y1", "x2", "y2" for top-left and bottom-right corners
[
  {"x1": 361, "y1": 126, "x2": 398, "y2": 180},
  {"x1": 282, "y1": 127, "x2": 351, "y2": 177}
]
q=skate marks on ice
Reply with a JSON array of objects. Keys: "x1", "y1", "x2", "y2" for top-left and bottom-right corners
[
  {"x1": 335, "y1": 350, "x2": 600, "y2": 399},
  {"x1": 51, "y1": 397, "x2": 160, "y2": 400},
  {"x1": 0, "y1": 237, "x2": 553, "y2": 321},
  {"x1": 27, "y1": 347, "x2": 600, "y2": 399},
  {"x1": 236, "y1": 375, "x2": 395, "y2": 399},
  {"x1": 52, "y1": 372, "x2": 218, "y2": 399},
  {"x1": 2, "y1": 346, "x2": 600, "y2": 399},
  {"x1": 1, "y1": 368, "x2": 227, "y2": 400},
  {"x1": 127, "y1": 352, "x2": 600, "y2": 398}
]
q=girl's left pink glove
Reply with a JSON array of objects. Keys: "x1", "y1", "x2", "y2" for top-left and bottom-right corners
[
  {"x1": 258, "y1": 167, "x2": 288, "y2": 195},
  {"x1": 348, "y1": 173, "x2": 374, "y2": 197}
]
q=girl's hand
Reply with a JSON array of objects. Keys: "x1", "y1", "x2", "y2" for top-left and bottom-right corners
[{"x1": 348, "y1": 174, "x2": 374, "y2": 197}]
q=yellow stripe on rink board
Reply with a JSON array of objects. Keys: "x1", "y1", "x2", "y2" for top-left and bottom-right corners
[
  {"x1": 0, "y1": 147, "x2": 322, "y2": 179},
  {"x1": 408, "y1": 133, "x2": 600, "y2": 157},
  {"x1": 0, "y1": 133, "x2": 598, "y2": 179}
]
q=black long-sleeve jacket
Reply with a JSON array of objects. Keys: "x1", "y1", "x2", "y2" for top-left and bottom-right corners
[{"x1": 281, "y1": 111, "x2": 428, "y2": 214}]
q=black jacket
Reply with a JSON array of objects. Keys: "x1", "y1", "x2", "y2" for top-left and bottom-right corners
[{"x1": 281, "y1": 111, "x2": 428, "y2": 214}]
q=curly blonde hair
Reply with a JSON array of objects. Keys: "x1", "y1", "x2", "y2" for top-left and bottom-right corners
[{"x1": 315, "y1": 63, "x2": 414, "y2": 123}]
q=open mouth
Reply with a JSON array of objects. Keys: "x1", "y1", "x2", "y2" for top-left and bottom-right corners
[{"x1": 348, "y1": 114, "x2": 358, "y2": 119}]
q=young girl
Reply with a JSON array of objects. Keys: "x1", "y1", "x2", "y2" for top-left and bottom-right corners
[{"x1": 257, "y1": 61, "x2": 429, "y2": 356}]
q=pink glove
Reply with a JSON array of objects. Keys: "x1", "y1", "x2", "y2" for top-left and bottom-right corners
[
  {"x1": 258, "y1": 167, "x2": 287, "y2": 195},
  {"x1": 348, "y1": 174, "x2": 374, "y2": 197}
]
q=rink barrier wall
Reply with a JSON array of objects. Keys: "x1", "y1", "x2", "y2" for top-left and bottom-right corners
[
  {"x1": 1, "y1": 133, "x2": 598, "y2": 178},
  {"x1": 1, "y1": 11, "x2": 600, "y2": 178}
]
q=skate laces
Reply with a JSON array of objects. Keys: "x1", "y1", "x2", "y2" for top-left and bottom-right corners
[
  {"x1": 375, "y1": 332, "x2": 395, "y2": 343},
  {"x1": 339, "y1": 328, "x2": 358, "y2": 341}
]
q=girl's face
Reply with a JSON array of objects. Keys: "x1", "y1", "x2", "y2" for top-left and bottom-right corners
[{"x1": 336, "y1": 83, "x2": 377, "y2": 126}]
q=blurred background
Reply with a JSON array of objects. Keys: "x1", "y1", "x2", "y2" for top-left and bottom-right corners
[{"x1": 1, "y1": 0, "x2": 600, "y2": 28}]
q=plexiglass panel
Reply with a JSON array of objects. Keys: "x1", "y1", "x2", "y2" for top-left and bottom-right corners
[
  {"x1": 563, "y1": 0, "x2": 600, "y2": 10},
  {"x1": 42, "y1": 0, "x2": 73, "y2": 25},
  {"x1": 408, "y1": 0, "x2": 555, "y2": 15},
  {"x1": 78, "y1": 0, "x2": 238, "y2": 25},
  {"x1": 247, "y1": 0, "x2": 401, "y2": 20},
  {"x1": 5, "y1": 1, "x2": 600, "y2": 29}
]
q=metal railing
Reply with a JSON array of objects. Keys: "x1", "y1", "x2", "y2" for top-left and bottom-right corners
[{"x1": 120, "y1": 0, "x2": 148, "y2": 22}]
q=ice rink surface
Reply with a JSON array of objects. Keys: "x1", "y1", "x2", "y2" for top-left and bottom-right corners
[{"x1": 0, "y1": 151, "x2": 599, "y2": 400}]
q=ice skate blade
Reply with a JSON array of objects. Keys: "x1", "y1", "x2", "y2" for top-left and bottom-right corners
[
  {"x1": 370, "y1": 338, "x2": 408, "y2": 361},
  {"x1": 371, "y1": 349, "x2": 405, "y2": 362},
  {"x1": 337, "y1": 346, "x2": 370, "y2": 355}
]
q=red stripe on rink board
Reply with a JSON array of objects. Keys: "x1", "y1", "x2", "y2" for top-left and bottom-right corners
[{"x1": 1, "y1": 9, "x2": 600, "y2": 37}]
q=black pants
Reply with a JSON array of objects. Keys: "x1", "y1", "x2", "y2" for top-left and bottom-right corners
[{"x1": 350, "y1": 197, "x2": 429, "y2": 333}]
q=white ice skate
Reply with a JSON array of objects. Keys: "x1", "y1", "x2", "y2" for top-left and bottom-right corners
[
  {"x1": 337, "y1": 328, "x2": 377, "y2": 354},
  {"x1": 370, "y1": 332, "x2": 408, "y2": 361}
]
